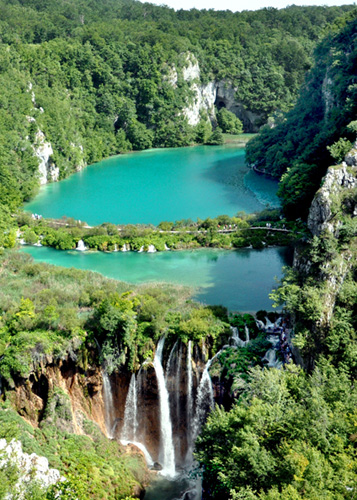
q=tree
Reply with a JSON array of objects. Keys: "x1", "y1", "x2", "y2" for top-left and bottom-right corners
[
  {"x1": 206, "y1": 127, "x2": 224, "y2": 145},
  {"x1": 216, "y1": 108, "x2": 243, "y2": 134}
]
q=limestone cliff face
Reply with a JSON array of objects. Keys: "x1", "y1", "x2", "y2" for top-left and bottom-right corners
[
  {"x1": 28, "y1": 83, "x2": 85, "y2": 185},
  {"x1": 173, "y1": 53, "x2": 262, "y2": 131},
  {"x1": 294, "y1": 154, "x2": 356, "y2": 333},
  {"x1": 0, "y1": 439, "x2": 63, "y2": 498},
  {"x1": 307, "y1": 161, "x2": 357, "y2": 237},
  {"x1": 33, "y1": 130, "x2": 59, "y2": 185}
]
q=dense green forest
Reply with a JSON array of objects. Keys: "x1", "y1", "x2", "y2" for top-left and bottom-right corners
[
  {"x1": 0, "y1": 0, "x2": 355, "y2": 231},
  {"x1": 0, "y1": 1, "x2": 356, "y2": 499},
  {"x1": 246, "y1": 10, "x2": 357, "y2": 218}
]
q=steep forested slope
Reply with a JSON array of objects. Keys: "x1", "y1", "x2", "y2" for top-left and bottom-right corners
[
  {"x1": 196, "y1": 16, "x2": 357, "y2": 499},
  {"x1": 246, "y1": 10, "x2": 357, "y2": 218}
]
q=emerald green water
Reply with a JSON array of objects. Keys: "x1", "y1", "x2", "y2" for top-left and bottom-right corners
[
  {"x1": 21, "y1": 246, "x2": 291, "y2": 311},
  {"x1": 25, "y1": 146, "x2": 279, "y2": 225}
]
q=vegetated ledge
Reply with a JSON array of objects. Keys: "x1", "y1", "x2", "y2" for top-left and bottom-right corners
[{"x1": 16, "y1": 209, "x2": 305, "y2": 253}]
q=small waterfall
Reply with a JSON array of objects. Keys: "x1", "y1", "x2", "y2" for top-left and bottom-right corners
[
  {"x1": 102, "y1": 370, "x2": 114, "y2": 438},
  {"x1": 128, "y1": 442, "x2": 154, "y2": 467},
  {"x1": 262, "y1": 348, "x2": 283, "y2": 368},
  {"x1": 121, "y1": 243, "x2": 130, "y2": 252},
  {"x1": 153, "y1": 337, "x2": 176, "y2": 477},
  {"x1": 147, "y1": 244, "x2": 157, "y2": 253},
  {"x1": 121, "y1": 374, "x2": 138, "y2": 442},
  {"x1": 191, "y1": 351, "x2": 222, "y2": 441},
  {"x1": 256, "y1": 319, "x2": 265, "y2": 330},
  {"x1": 244, "y1": 325, "x2": 250, "y2": 342},
  {"x1": 76, "y1": 239, "x2": 87, "y2": 251},
  {"x1": 121, "y1": 373, "x2": 155, "y2": 467},
  {"x1": 230, "y1": 326, "x2": 247, "y2": 347},
  {"x1": 265, "y1": 316, "x2": 274, "y2": 328},
  {"x1": 166, "y1": 340, "x2": 178, "y2": 377}
]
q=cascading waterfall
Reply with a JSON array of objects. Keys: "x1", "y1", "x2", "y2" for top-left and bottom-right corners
[
  {"x1": 153, "y1": 337, "x2": 176, "y2": 477},
  {"x1": 230, "y1": 326, "x2": 248, "y2": 347},
  {"x1": 121, "y1": 373, "x2": 138, "y2": 442},
  {"x1": 262, "y1": 348, "x2": 282, "y2": 368}
]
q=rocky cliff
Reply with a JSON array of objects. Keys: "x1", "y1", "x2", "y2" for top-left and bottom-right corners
[
  {"x1": 0, "y1": 439, "x2": 63, "y2": 499},
  {"x1": 175, "y1": 53, "x2": 262, "y2": 132},
  {"x1": 290, "y1": 145, "x2": 356, "y2": 367}
]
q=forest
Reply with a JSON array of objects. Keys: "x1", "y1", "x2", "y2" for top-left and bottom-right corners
[{"x1": 0, "y1": 1, "x2": 356, "y2": 499}]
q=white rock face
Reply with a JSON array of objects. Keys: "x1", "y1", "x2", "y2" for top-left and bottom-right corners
[
  {"x1": 184, "y1": 82, "x2": 217, "y2": 126},
  {"x1": 0, "y1": 439, "x2": 62, "y2": 499},
  {"x1": 308, "y1": 163, "x2": 357, "y2": 237},
  {"x1": 178, "y1": 53, "x2": 261, "y2": 129},
  {"x1": 33, "y1": 130, "x2": 56, "y2": 185},
  {"x1": 182, "y1": 53, "x2": 200, "y2": 81},
  {"x1": 345, "y1": 140, "x2": 357, "y2": 167}
]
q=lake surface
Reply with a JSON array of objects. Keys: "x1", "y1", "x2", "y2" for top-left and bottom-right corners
[
  {"x1": 21, "y1": 246, "x2": 292, "y2": 312},
  {"x1": 26, "y1": 145, "x2": 279, "y2": 226}
]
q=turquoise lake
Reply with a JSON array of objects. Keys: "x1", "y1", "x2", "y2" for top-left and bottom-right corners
[
  {"x1": 21, "y1": 246, "x2": 292, "y2": 312},
  {"x1": 26, "y1": 145, "x2": 279, "y2": 225}
]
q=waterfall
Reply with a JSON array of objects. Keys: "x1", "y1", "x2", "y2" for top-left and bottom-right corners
[
  {"x1": 265, "y1": 316, "x2": 274, "y2": 328},
  {"x1": 147, "y1": 244, "x2": 156, "y2": 253},
  {"x1": 244, "y1": 325, "x2": 250, "y2": 342},
  {"x1": 256, "y1": 319, "x2": 265, "y2": 330},
  {"x1": 166, "y1": 340, "x2": 178, "y2": 377},
  {"x1": 184, "y1": 340, "x2": 194, "y2": 465},
  {"x1": 76, "y1": 239, "x2": 87, "y2": 251},
  {"x1": 175, "y1": 342, "x2": 183, "y2": 424},
  {"x1": 94, "y1": 338, "x2": 115, "y2": 439},
  {"x1": 230, "y1": 326, "x2": 247, "y2": 347},
  {"x1": 262, "y1": 348, "x2": 283, "y2": 369},
  {"x1": 153, "y1": 337, "x2": 176, "y2": 477},
  {"x1": 102, "y1": 370, "x2": 114, "y2": 438},
  {"x1": 186, "y1": 341, "x2": 193, "y2": 434},
  {"x1": 121, "y1": 373, "x2": 155, "y2": 467},
  {"x1": 191, "y1": 351, "x2": 222, "y2": 442},
  {"x1": 121, "y1": 374, "x2": 138, "y2": 442}
]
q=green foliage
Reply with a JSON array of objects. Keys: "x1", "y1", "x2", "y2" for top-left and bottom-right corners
[
  {"x1": 195, "y1": 362, "x2": 357, "y2": 499},
  {"x1": 207, "y1": 127, "x2": 224, "y2": 145},
  {"x1": 217, "y1": 108, "x2": 243, "y2": 134},
  {"x1": 327, "y1": 137, "x2": 352, "y2": 163},
  {"x1": 246, "y1": 12, "x2": 357, "y2": 218}
]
